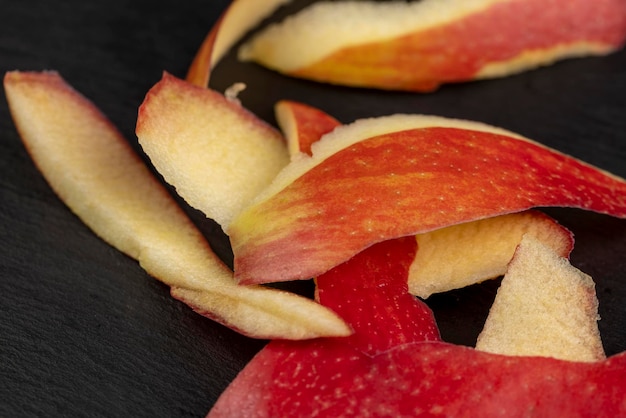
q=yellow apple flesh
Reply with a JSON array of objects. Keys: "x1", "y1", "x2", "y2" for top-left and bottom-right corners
[
  {"x1": 410, "y1": 210, "x2": 574, "y2": 298},
  {"x1": 136, "y1": 73, "x2": 289, "y2": 229},
  {"x1": 4, "y1": 70, "x2": 350, "y2": 340},
  {"x1": 476, "y1": 235, "x2": 605, "y2": 362}
]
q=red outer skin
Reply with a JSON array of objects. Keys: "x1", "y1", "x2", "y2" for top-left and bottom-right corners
[
  {"x1": 209, "y1": 237, "x2": 626, "y2": 417},
  {"x1": 277, "y1": 100, "x2": 342, "y2": 156},
  {"x1": 209, "y1": 237, "x2": 440, "y2": 417},
  {"x1": 314, "y1": 236, "x2": 440, "y2": 356},
  {"x1": 292, "y1": 0, "x2": 626, "y2": 91},
  {"x1": 231, "y1": 127, "x2": 626, "y2": 285}
]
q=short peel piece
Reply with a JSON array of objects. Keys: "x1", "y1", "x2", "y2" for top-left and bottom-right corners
[
  {"x1": 274, "y1": 99, "x2": 341, "y2": 158},
  {"x1": 136, "y1": 73, "x2": 289, "y2": 229},
  {"x1": 476, "y1": 235, "x2": 605, "y2": 362},
  {"x1": 229, "y1": 114, "x2": 626, "y2": 285},
  {"x1": 409, "y1": 210, "x2": 574, "y2": 298},
  {"x1": 4, "y1": 70, "x2": 350, "y2": 340},
  {"x1": 239, "y1": 0, "x2": 626, "y2": 91}
]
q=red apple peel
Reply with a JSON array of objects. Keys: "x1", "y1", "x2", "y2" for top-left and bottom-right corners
[
  {"x1": 209, "y1": 236, "x2": 626, "y2": 417},
  {"x1": 230, "y1": 119, "x2": 626, "y2": 285}
]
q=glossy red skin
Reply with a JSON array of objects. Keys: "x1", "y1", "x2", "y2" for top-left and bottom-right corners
[
  {"x1": 209, "y1": 236, "x2": 440, "y2": 417},
  {"x1": 209, "y1": 237, "x2": 626, "y2": 417},
  {"x1": 314, "y1": 236, "x2": 440, "y2": 356},
  {"x1": 293, "y1": 0, "x2": 626, "y2": 91},
  {"x1": 210, "y1": 342, "x2": 626, "y2": 417},
  {"x1": 232, "y1": 127, "x2": 626, "y2": 285}
]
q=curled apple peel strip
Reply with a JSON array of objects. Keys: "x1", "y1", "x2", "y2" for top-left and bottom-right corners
[{"x1": 3, "y1": 70, "x2": 351, "y2": 340}]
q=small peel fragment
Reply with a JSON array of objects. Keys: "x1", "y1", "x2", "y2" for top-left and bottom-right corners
[
  {"x1": 476, "y1": 235, "x2": 605, "y2": 362},
  {"x1": 171, "y1": 284, "x2": 351, "y2": 340},
  {"x1": 4, "y1": 70, "x2": 349, "y2": 340},
  {"x1": 274, "y1": 99, "x2": 342, "y2": 158},
  {"x1": 410, "y1": 210, "x2": 574, "y2": 298}
]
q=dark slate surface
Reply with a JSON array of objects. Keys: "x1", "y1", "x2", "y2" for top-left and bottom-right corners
[{"x1": 1, "y1": 1, "x2": 625, "y2": 416}]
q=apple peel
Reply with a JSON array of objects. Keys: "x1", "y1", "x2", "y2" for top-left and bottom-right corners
[
  {"x1": 209, "y1": 236, "x2": 441, "y2": 417},
  {"x1": 239, "y1": 0, "x2": 626, "y2": 92},
  {"x1": 409, "y1": 210, "x2": 574, "y2": 298},
  {"x1": 136, "y1": 73, "x2": 289, "y2": 229},
  {"x1": 229, "y1": 114, "x2": 626, "y2": 285},
  {"x1": 4, "y1": 70, "x2": 350, "y2": 340},
  {"x1": 275, "y1": 103, "x2": 575, "y2": 297},
  {"x1": 209, "y1": 342, "x2": 626, "y2": 417},
  {"x1": 314, "y1": 236, "x2": 441, "y2": 356},
  {"x1": 170, "y1": 283, "x2": 351, "y2": 340},
  {"x1": 209, "y1": 236, "x2": 626, "y2": 417},
  {"x1": 274, "y1": 99, "x2": 341, "y2": 158}
]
